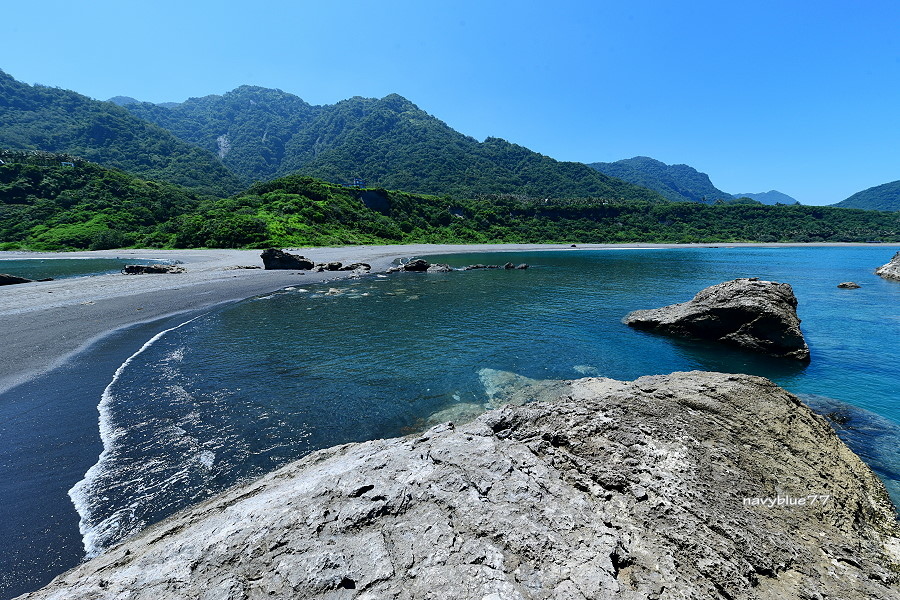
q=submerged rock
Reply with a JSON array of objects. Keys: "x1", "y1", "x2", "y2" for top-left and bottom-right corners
[
  {"x1": 838, "y1": 281, "x2": 861, "y2": 289},
  {"x1": 876, "y1": 252, "x2": 900, "y2": 281},
  {"x1": 23, "y1": 372, "x2": 900, "y2": 599},
  {"x1": 624, "y1": 277, "x2": 810, "y2": 361},
  {"x1": 121, "y1": 264, "x2": 184, "y2": 274},
  {"x1": 260, "y1": 248, "x2": 315, "y2": 270},
  {"x1": 0, "y1": 273, "x2": 35, "y2": 286}
]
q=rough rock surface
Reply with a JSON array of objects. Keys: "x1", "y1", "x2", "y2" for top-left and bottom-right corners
[
  {"x1": 121, "y1": 264, "x2": 185, "y2": 274},
  {"x1": 838, "y1": 281, "x2": 861, "y2": 289},
  {"x1": 22, "y1": 372, "x2": 900, "y2": 600},
  {"x1": 260, "y1": 248, "x2": 315, "y2": 270},
  {"x1": 623, "y1": 278, "x2": 810, "y2": 360},
  {"x1": 0, "y1": 273, "x2": 35, "y2": 286},
  {"x1": 876, "y1": 252, "x2": 900, "y2": 281}
]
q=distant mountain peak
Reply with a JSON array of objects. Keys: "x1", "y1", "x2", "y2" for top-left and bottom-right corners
[{"x1": 588, "y1": 156, "x2": 730, "y2": 204}]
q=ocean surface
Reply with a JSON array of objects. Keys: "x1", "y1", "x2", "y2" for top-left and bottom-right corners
[
  {"x1": 2, "y1": 246, "x2": 900, "y2": 598},
  {"x1": 0, "y1": 257, "x2": 154, "y2": 280}
]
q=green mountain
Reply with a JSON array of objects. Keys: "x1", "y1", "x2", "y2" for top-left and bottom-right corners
[
  {"x1": 0, "y1": 149, "x2": 207, "y2": 250},
  {"x1": 123, "y1": 88, "x2": 663, "y2": 201},
  {"x1": 833, "y1": 181, "x2": 900, "y2": 211},
  {"x1": 731, "y1": 190, "x2": 799, "y2": 205},
  {"x1": 0, "y1": 69, "x2": 244, "y2": 195},
  {"x1": 5, "y1": 156, "x2": 898, "y2": 252},
  {"x1": 587, "y1": 156, "x2": 732, "y2": 204}
]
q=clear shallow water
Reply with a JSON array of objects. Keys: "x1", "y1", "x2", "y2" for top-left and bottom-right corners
[
  {"x1": 67, "y1": 247, "x2": 900, "y2": 556},
  {"x1": 0, "y1": 258, "x2": 152, "y2": 280}
]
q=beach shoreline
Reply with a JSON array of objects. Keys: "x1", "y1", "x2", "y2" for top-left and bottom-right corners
[{"x1": 2, "y1": 241, "x2": 898, "y2": 394}]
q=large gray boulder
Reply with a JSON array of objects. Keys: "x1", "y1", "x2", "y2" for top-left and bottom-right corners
[
  {"x1": 624, "y1": 278, "x2": 810, "y2": 361},
  {"x1": 260, "y1": 248, "x2": 315, "y2": 270},
  {"x1": 20, "y1": 372, "x2": 900, "y2": 600},
  {"x1": 876, "y1": 251, "x2": 900, "y2": 281}
]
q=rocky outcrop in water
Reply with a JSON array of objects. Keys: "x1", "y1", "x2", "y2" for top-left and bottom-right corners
[
  {"x1": 22, "y1": 372, "x2": 900, "y2": 600},
  {"x1": 838, "y1": 281, "x2": 861, "y2": 289},
  {"x1": 876, "y1": 252, "x2": 900, "y2": 281},
  {"x1": 623, "y1": 278, "x2": 810, "y2": 361},
  {"x1": 260, "y1": 248, "x2": 315, "y2": 270},
  {"x1": 121, "y1": 265, "x2": 185, "y2": 274},
  {"x1": 0, "y1": 273, "x2": 35, "y2": 286}
]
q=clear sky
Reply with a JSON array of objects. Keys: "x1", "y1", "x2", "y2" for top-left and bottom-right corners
[{"x1": 3, "y1": 0, "x2": 899, "y2": 205}]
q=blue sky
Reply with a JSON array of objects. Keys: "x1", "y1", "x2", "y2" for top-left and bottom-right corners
[{"x1": 3, "y1": 0, "x2": 899, "y2": 205}]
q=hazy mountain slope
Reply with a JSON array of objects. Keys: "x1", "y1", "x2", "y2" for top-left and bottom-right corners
[
  {"x1": 588, "y1": 156, "x2": 732, "y2": 203},
  {"x1": 731, "y1": 190, "x2": 799, "y2": 205},
  {"x1": 0, "y1": 70, "x2": 243, "y2": 196},
  {"x1": 124, "y1": 87, "x2": 322, "y2": 184},
  {"x1": 834, "y1": 180, "x2": 900, "y2": 211},
  {"x1": 124, "y1": 88, "x2": 663, "y2": 201}
]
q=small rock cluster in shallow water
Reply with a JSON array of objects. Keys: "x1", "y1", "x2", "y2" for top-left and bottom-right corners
[
  {"x1": 387, "y1": 259, "x2": 529, "y2": 273},
  {"x1": 260, "y1": 248, "x2": 369, "y2": 272},
  {"x1": 22, "y1": 372, "x2": 900, "y2": 600}
]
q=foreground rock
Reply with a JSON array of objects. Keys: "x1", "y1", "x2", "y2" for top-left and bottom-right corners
[
  {"x1": 260, "y1": 248, "x2": 315, "y2": 270},
  {"x1": 121, "y1": 264, "x2": 185, "y2": 274},
  {"x1": 0, "y1": 273, "x2": 35, "y2": 286},
  {"x1": 838, "y1": 281, "x2": 861, "y2": 289},
  {"x1": 23, "y1": 372, "x2": 900, "y2": 600},
  {"x1": 876, "y1": 251, "x2": 900, "y2": 281},
  {"x1": 624, "y1": 278, "x2": 810, "y2": 360}
]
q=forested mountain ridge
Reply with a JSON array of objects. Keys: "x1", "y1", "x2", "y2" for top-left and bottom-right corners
[
  {"x1": 122, "y1": 87, "x2": 664, "y2": 201},
  {"x1": 834, "y1": 180, "x2": 900, "y2": 211},
  {"x1": 3, "y1": 154, "x2": 898, "y2": 252},
  {"x1": 731, "y1": 190, "x2": 799, "y2": 205},
  {"x1": 588, "y1": 156, "x2": 733, "y2": 204},
  {"x1": 0, "y1": 70, "x2": 244, "y2": 196}
]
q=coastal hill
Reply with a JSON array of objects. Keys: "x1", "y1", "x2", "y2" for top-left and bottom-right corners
[
  {"x1": 4, "y1": 160, "x2": 900, "y2": 251},
  {"x1": 588, "y1": 156, "x2": 732, "y2": 204},
  {"x1": 588, "y1": 156, "x2": 799, "y2": 205},
  {"x1": 121, "y1": 86, "x2": 665, "y2": 201},
  {"x1": 0, "y1": 70, "x2": 243, "y2": 196},
  {"x1": 21, "y1": 372, "x2": 900, "y2": 599},
  {"x1": 834, "y1": 180, "x2": 900, "y2": 211}
]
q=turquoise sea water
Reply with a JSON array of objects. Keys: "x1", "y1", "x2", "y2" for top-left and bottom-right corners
[
  {"x1": 2, "y1": 246, "x2": 900, "y2": 597},
  {"x1": 0, "y1": 258, "x2": 150, "y2": 280}
]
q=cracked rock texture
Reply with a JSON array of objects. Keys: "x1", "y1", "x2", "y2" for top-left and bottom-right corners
[
  {"x1": 623, "y1": 278, "x2": 810, "y2": 361},
  {"x1": 876, "y1": 252, "x2": 900, "y2": 281},
  {"x1": 20, "y1": 372, "x2": 900, "y2": 600}
]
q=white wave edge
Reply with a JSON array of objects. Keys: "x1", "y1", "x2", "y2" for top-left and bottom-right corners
[{"x1": 67, "y1": 314, "x2": 205, "y2": 558}]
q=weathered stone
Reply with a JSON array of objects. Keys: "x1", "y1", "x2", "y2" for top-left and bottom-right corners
[
  {"x1": 838, "y1": 281, "x2": 861, "y2": 289},
  {"x1": 0, "y1": 273, "x2": 35, "y2": 286},
  {"x1": 426, "y1": 263, "x2": 453, "y2": 273},
  {"x1": 121, "y1": 264, "x2": 184, "y2": 275},
  {"x1": 876, "y1": 252, "x2": 900, "y2": 281},
  {"x1": 624, "y1": 278, "x2": 810, "y2": 360},
  {"x1": 260, "y1": 248, "x2": 315, "y2": 270},
  {"x1": 339, "y1": 263, "x2": 371, "y2": 271},
  {"x1": 401, "y1": 259, "x2": 430, "y2": 272},
  {"x1": 515, "y1": 263, "x2": 529, "y2": 270},
  {"x1": 22, "y1": 372, "x2": 900, "y2": 600}
]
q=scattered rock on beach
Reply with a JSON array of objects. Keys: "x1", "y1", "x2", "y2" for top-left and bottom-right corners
[
  {"x1": 624, "y1": 277, "x2": 810, "y2": 360},
  {"x1": 838, "y1": 281, "x2": 861, "y2": 289},
  {"x1": 122, "y1": 264, "x2": 185, "y2": 275},
  {"x1": 0, "y1": 273, "x2": 36, "y2": 286},
  {"x1": 24, "y1": 371, "x2": 900, "y2": 600},
  {"x1": 876, "y1": 251, "x2": 900, "y2": 281},
  {"x1": 260, "y1": 248, "x2": 315, "y2": 270}
]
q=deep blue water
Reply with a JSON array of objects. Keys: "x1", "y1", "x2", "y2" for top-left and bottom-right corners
[{"x1": 2, "y1": 246, "x2": 900, "y2": 598}]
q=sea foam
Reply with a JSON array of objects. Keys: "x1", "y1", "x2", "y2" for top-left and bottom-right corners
[{"x1": 67, "y1": 315, "x2": 204, "y2": 558}]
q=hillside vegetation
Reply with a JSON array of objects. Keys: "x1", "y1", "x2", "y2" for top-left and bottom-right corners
[
  {"x1": 123, "y1": 87, "x2": 664, "y2": 201},
  {"x1": 834, "y1": 180, "x2": 900, "y2": 211},
  {"x1": 588, "y1": 156, "x2": 733, "y2": 203},
  {"x1": 0, "y1": 70, "x2": 245, "y2": 196},
  {"x1": 3, "y1": 155, "x2": 898, "y2": 251}
]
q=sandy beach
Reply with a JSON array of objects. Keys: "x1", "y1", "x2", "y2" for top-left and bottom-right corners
[{"x1": 2, "y1": 241, "x2": 898, "y2": 395}]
